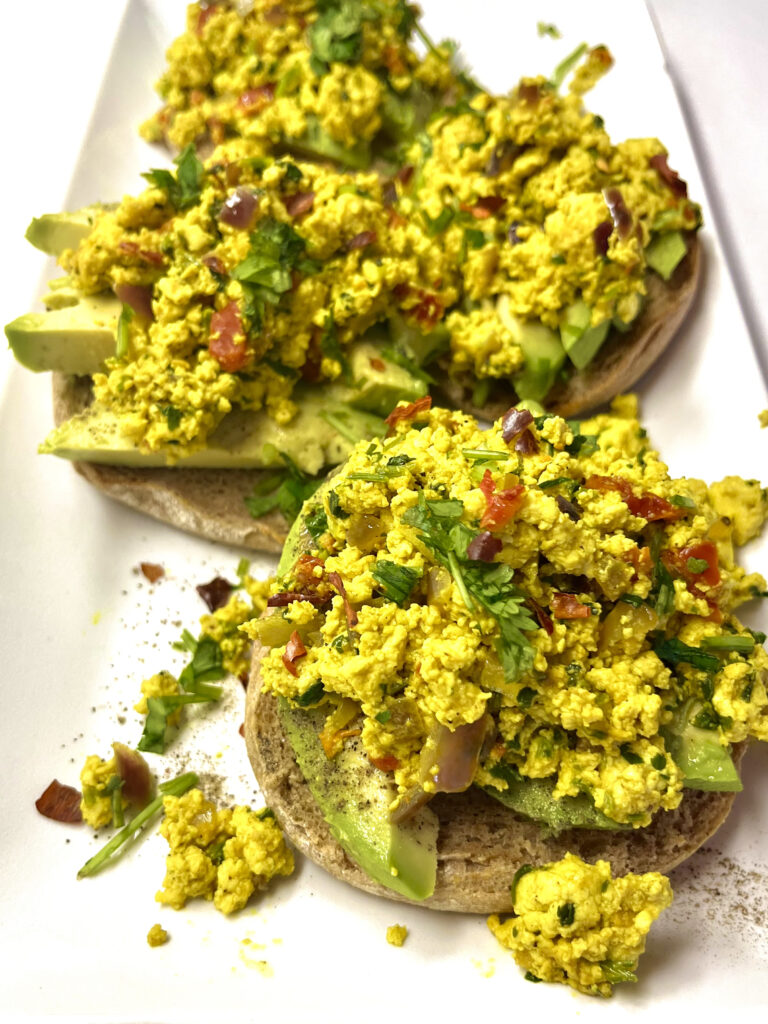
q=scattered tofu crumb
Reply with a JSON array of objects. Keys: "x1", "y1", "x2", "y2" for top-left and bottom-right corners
[
  {"x1": 386, "y1": 924, "x2": 408, "y2": 947},
  {"x1": 147, "y1": 924, "x2": 169, "y2": 947},
  {"x1": 759, "y1": 409, "x2": 768, "y2": 428}
]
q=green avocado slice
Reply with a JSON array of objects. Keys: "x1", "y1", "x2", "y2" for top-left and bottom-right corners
[
  {"x1": 480, "y1": 771, "x2": 629, "y2": 834},
  {"x1": 662, "y1": 699, "x2": 742, "y2": 792},
  {"x1": 25, "y1": 203, "x2": 112, "y2": 257},
  {"x1": 277, "y1": 697, "x2": 438, "y2": 900},
  {"x1": 6, "y1": 291, "x2": 121, "y2": 374}
]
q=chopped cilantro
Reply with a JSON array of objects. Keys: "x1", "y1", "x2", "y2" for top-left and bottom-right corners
[
  {"x1": 233, "y1": 216, "x2": 308, "y2": 299},
  {"x1": 328, "y1": 490, "x2": 350, "y2": 520},
  {"x1": 308, "y1": 1, "x2": 370, "y2": 74},
  {"x1": 161, "y1": 405, "x2": 182, "y2": 431},
  {"x1": 619, "y1": 744, "x2": 643, "y2": 765},
  {"x1": 651, "y1": 753, "x2": 667, "y2": 771},
  {"x1": 372, "y1": 561, "x2": 423, "y2": 605},
  {"x1": 319, "y1": 313, "x2": 351, "y2": 380},
  {"x1": 566, "y1": 433, "x2": 599, "y2": 457},
  {"x1": 670, "y1": 494, "x2": 696, "y2": 510},
  {"x1": 423, "y1": 207, "x2": 455, "y2": 236},
  {"x1": 649, "y1": 530, "x2": 675, "y2": 616},
  {"x1": 617, "y1": 593, "x2": 646, "y2": 608},
  {"x1": 245, "y1": 454, "x2": 322, "y2": 524},
  {"x1": 686, "y1": 557, "x2": 710, "y2": 574},
  {"x1": 294, "y1": 680, "x2": 325, "y2": 707},
  {"x1": 137, "y1": 693, "x2": 218, "y2": 754},
  {"x1": 557, "y1": 901, "x2": 575, "y2": 926},
  {"x1": 510, "y1": 863, "x2": 535, "y2": 904},
  {"x1": 464, "y1": 228, "x2": 486, "y2": 250},
  {"x1": 305, "y1": 504, "x2": 329, "y2": 542},
  {"x1": 376, "y1": 709, "x2": 392, "y2": 724},
  {"x1": 142, "y1": 144, "x2": 205, "y2": 211},
  {"x1": 281, "y1": 162, "x2": 303, "y2": 184}
]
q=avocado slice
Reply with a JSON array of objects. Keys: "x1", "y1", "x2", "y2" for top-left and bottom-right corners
[
  {"x1": 480, "y1": 771, "x2": 628, "y2": 834},
  {"x1": 6, "y1": 291, "x2": 121, "y2": 374},
  {"x1": 277, "y1": 697, "x2": 438, "y2": 900},
  {"x1": 560, "y1": 300, "x2": 611, "y2": 370},
  {"x1": 387, "y1": 312, "x2": 449, "y2": 368},
  {"x1": 25, "y1": 203, "x2": 111, "y2": 257},
  {"x1": 39, "y1": 392, "x2": 383, "y2": 476},
  {"x1": 662, "y1": 700, "x2": 742, "y2": 792},
  {"x1": 495, "y1": 295, "x2": 567, "y2": 402},
  {"x1": 645, "y1": 230, "x2": 687, "y2": 281},
  {"x1": 291, "y1": 115, "x2": 371, "y2": 170},
  {"x1": 346, "y1": 340, "x2": 427, "y2": 416}
]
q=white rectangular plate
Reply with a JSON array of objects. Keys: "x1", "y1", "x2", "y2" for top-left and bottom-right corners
[{"x1": 1, "y1": 1, "x2": 767, "y2": 1019}]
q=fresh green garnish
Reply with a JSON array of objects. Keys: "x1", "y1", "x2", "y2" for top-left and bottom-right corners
[
  {"x1": 557, "y1": 901, "x2": 575, "y2": 926},
  {"x1": 550, "y1": 42, "x2": 588, "y2": 90},
  {"x1": 537, "y1": 21, "x2": 561, "y2": 38},
  {"x1": 423, "y1": 207, "x2": 455, "y2": 236},
  {"x1": 649, "y1": 531, "x2": 675, "y2": 616},
  {"x1": 686, "y1": 557, "x2": 710, "y2": 574},
  {"x1": 652, "y1": 635, "x2": 720, "y2": 673},
  {"x1": 616, "y1": 593, "x2": 646, "y2": 608},
  {"x1": 462, "y1": 449, "x2": 509, "y2": 463},
  {"x1": 600, "y1": 961, "x2": 638, "y2": 985},
  {"x1": 402, "y1": 493, "x2": 537, "y2": 681},
  {"x1": 700, "y1": 635, "x2": 755, "y2": 654},
  {"x1": 294, "y1": 680, "x2": 325, "y2": 707},
  {"x1": 245, "y1": 453, "x2": 322, "y2": 524},
  {"x1": 670, "y1": 494, "x2": 696, "y2": 510},
  {"x1": 372, "y1": 561, "x2": 423, "y2": 605},
  {"x1": 510, "y1": 863, "x2": 535, "y2": 904},
  {"x1": 380, "y1": 345, "x2": 436, "y2": 386},
  {"x1": 138, "y1": 693, "x2": 219, "y2": 754},
  {"x1": 328, "y1": 489, "x2": 350, "y2": 520},
  {"x1": 319, "y1": 313, "x2": 351, "y2": 381},
  {"x1": 175, "y1": 630, "x2": 227, "y2": 696},
  {"x1": 464, "y1": 227, "x2": 487, "y2": 250},
  {"x1": 376, "y1": 709, "x2": 392, "y2": 724},
  {"x1": 308, "y1": 0, "x2": 370, "y2": 74},
  {"x1": 142, "y1": 144, "x2": 205, "y2": 211},
  {"x1": 115, "y1": 304, "x2": 133, "y2": 359},
  {"x1": 161, "y1": 405, "x2": 182, "y2": 431},
  {"x1": 565, "y1": 433, "x2": 599, "y2": 457},
  {"x1": 77, "y1": 772, "x2": 198, "y2": 879},
  {"x1": 305, "y1": 504, "x2": 329, "y2": 542},
  {"x1": 619, "y1": 744, "x2": 643, "y2": 765}
]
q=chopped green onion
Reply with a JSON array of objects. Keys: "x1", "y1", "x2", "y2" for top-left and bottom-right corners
[
  {"x1": 700, "y1": 635, "x2": 755, "y2": 654},
  {"x1": 77, "y1": 772, "x2": 198, "y2": 879}
]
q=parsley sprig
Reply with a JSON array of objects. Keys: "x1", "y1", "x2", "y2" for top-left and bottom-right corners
[
  {"x1": 402, "y1": 493, "x2": 537, "y2": 681},
  {"x1": 142, "y1": 145, "x2": 205, "y2": 211}
]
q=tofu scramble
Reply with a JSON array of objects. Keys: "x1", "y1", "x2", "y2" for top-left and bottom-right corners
[
  {"x1": 251, "y1": 396, "x2": 768, "y2": 829},
  {"x1": 488, "y1": 852, "x2": 672, "y2": 997},
  {"x1": 141, "y1": 0, "x2": 462, "y2": 165}
]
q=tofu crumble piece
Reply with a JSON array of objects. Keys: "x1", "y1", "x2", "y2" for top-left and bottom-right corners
[{"x1": 386, "y1": 924, "x2": 408, "y2": 947}]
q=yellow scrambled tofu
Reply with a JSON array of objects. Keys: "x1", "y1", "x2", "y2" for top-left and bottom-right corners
[
  {"x1": 156, "y1": 788, "x2": 294, "y2": 914},
  {"x1": 252, "y1": 396, "x2": 768, "y2": 828},
  {"x1": 487, "y1": 852, "x2": 672, "y2": 997}
]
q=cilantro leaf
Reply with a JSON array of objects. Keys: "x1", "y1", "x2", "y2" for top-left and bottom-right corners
[
  {"x1": 233, "y1": 217, "x2": 307, "y2": 297},
  {"x1": 245, "y1": 453, "x2": 322, "y2": 524},
  {"x1": 142, "y1": 144, "x2": 204, "y2": 210},
  {"x1": 308, "y1": 1, "x2": 367, "y2": 73},
  {"x1": 372, "y1": 561, "x2": 423, "y2": 605}
]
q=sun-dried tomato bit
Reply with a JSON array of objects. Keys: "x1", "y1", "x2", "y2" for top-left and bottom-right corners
[
  {"x1": 209, "y1": 300, "x2": 249, "y2": 372},
  {"x1": 282, "y1": 631, "x2": 307, "y2": 677},
  {"x1": 460, "y1": 195, "x2": 506, "y2": 220},
  {"x1": 369, "y1": 754, "x2": 400, "y2": 773},
  {"x1": 140, "y1": 562, "x2": 164, "y2": 583},
  {"x1": 662, "y1": 541, "x2": 721, "y2": 588},
  {"x1": 35, "y1": 780, "x2": 83, "y2": 824},
  {"x1": 384, "y1": 395, "x2": 432, "y2": 435},
  {"x1": 196, "y1": 576, "x2": 235, "y2": 612},
  {"x1": 551, "y1": 593, "x2": 592, "y2": 619},
  {"x1": 479, "y1": 469, "x2": 525, "y2": 530},
  {"x1": 237, "y1": 83, "x2": 276, "y2": 113},
  {"x1": 327, "y1": 571, "x2": 358, "y2": 628},
  {"x1": 583, "y1": 475, "x2": 684, "y2": 522},
  {"x1": 528, "y1": 598, "x2": 554, "y2": 635}
]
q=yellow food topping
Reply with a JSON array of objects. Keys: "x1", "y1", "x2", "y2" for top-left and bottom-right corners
[
  {"x1": 386, "y1": 924, "x2": 408, "y2": 947},
  {"x1": 488, "y1": 853, "x2": 672, "y2": 997},
  {"x1": 156, "y1": 789, "x2": 294, "y2": 914},
  {"x1": 146, "y1": 923, "x2": 169, "y2": 947}
]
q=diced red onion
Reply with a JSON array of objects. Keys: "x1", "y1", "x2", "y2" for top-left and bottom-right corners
[
  {"x1": 327, "y1": 572, "x2": 358, "y2": 628},
  {"x1": 196, "y1": 576, "x2": 235, "y2": 611},
  {"x1": 219, "y1": 187, "x2": 258, "y2": 229},
  {"x1": 113, "y1": 283, "x2": 154, "y2": 322},
  {"x1": 113, "y1": 743, "x2": 153, "y2": 807},
  {"x1": 602, "y1": 187, "x2": 632, "y2": 239},
  {"x1": 649, "y1": 154, "x2": 688, "y2": 198},
  {"x1": 429, "y1": 715, "x2": 495, "y2": 793},
  {"x1": 501, "y1": 407, "x2": 534, "y2": 443},
  {"x1": 555, "y1": 495, "x2": 581, "y2": 522},
  {"x1": 467, "y1": 531, "x2": 503, "y2": 562},
  {"x1": 593, "y1": 219, "x2": 613, "y2": 256},
  {"x1": 507, "y1": 221, "x2": 522, "y2": 245},
  {"x1": 345, "y1": 230, "x2": 377, "y2": 252},
  {"x1": 395, "y1": 165, "x2": 414, "y2": 187},
  {"x1": 515, "y1": 429, "x2": 539, "y2": 455},
  {"x1": 203, "y1": 254, "x2": 226, "y2": 276},
  {"x1": 285, "y1": 191, "x2": 315, "y2": 218}
]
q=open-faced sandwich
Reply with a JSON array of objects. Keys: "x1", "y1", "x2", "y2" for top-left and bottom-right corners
[
  {"x1": 5, "y1": 4, "x2": 700, "y2": 551},
  {"x1": 243, "y1": 396, "x2": 768, "y2": 913}
]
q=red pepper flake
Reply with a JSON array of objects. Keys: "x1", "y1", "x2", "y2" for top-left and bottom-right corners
[
  {"x1": 383, "y1": 44, "x2": 407, "y2": 76},
  {"x1": 649, "y1": 153, "x2": 688, "y2": 198},
  {"x1": 282, "y1": 631, "x2": 307, "y2": 676},
  {"x1": 118, "y1": 241, "x2": 165, "y2": 266},
  {"x1": 479, "y1": 469, "x2": 525, "y2": 530},
  {"x1": 370, "y1": 357, "x2": 386, "y2": 371},
  {"x1": 388, "y1": 208, "x2": 408, "y2": 228},
  {"x1": 196, "y1": 576, "x2": 235, "y2": 611},
  {"x1": 395, "y1": 165, "x2": 414, "y2": 187},
  {"x1": 327, "y1": 572, "x2": 358, "y2": 628},
  {"x1": 196, "y1": 3, "x2": 220, "y2": 35},
  {"x1": 384, "y1": 395, "x2": 432, "y2": 435},
  {"x1": 35, "y1": 780, "x2": 82, "y2": 824},
  {"x1": 461, "y1": 196, "x2": 506, "y2": 220},
  {"x1": 551, "y1": 593, "x2": 591, "y2": 619},
  {"x1": 140, "y1": 562, "x2": 164, "y2": 583},
  {"x1": 285, "y1": 191, "x2": 315, "y2": 218},
  {"x1": 528, "y1": 598, "x2": 554, "y2": 635},
  {"x1": 345, "y1": 230, "x2": 377, "y2": 251},
  {"x1": 370, "y1": 754, "x2": 400, "y2": 773},
  {"x1": 209, "y1": 300, "x2": 249, "y2": 372},
  {"x1": 238, "y1": 83, "x2": 276, "y2": 114}
]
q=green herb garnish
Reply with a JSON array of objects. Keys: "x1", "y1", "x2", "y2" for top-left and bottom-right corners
[
  {"x1": 115, "y1": 304, "x2": 133, "y2": 359},
  {"x1": 372, "y1": 561, "x2": 423, "y2": 605},
  {"x1": 245, "y1": 453, "x2": 322, "y2": 524},
  {"x1": 142, "y1": 144, "x2": 204, "y2": 211}
]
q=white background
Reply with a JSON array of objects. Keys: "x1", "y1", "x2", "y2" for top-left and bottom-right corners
[{"x1": 0, "y1": 3, "x2": 767, "y2": 1021}]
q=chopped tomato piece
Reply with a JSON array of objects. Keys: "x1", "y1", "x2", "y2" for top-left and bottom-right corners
[
  {"x1": 551, "y1": 593, "x2": 591, "y2": 619},
  {"x1": 369, "y1": 754, "x2": 400, "y2": 773},
  {"x1": 238, "y1": 83, "x2": 276, "y2": 113},
  {"x1": 385, "y1": 395, "x2": 432, "y2": 435},
  {"x1": 664, "y1": 541, "x2": 721, "y2": 587},
  {"x1": 584, "y1": 475, "x2": 684, "y2": 522},
  {"x1": 282, "y1": 631, "x2": 307, "y2": 677},
  {"x1": 35, "y1": 780, "x2": 82, "y2": 823},
  {"x1": 209, "y1": 301, "x2": 249, "y2": 372},
  {"x1": 479, "y1": 469, "x2": 525, "y2": 530}
]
